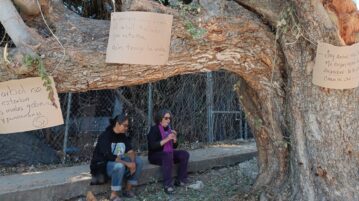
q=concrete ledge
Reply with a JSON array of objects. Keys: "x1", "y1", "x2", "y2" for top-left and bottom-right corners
[{"x1": 0, "y1": 143, "x2": 257, "y2": 201}]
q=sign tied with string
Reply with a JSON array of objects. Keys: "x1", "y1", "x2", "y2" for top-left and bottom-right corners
[
  {"x1": 106, "y1": 12, "x2": 173, "y2": 65},
  {"x1": 313, "y1": 42, "x2": 359, "y2": 89},
  {"x1": 0, "y1": 77, "x2": 63, "y2": 134}
]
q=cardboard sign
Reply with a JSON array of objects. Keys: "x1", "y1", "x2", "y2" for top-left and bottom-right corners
[
  {"x1": 0, "y1": 77, "x2": 63, "y2": 134},
  {"x1": 106, "y1": 12, "x2": 173, "y2": 65},
  {"x1": 313, "y1": 42, "x2": 359, "y2": 89}
]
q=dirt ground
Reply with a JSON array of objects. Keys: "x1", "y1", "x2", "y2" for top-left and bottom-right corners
[{"x1": 67, "y1": 158, "x2": 258, "y2": 201}]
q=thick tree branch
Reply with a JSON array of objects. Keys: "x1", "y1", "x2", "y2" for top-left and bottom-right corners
[
  {"x1": 288, "y1": 0, "x2": 359, "y2": 46},
  {"x1": 0, "y1": 0, "x2": 40, "y2": 47},
  {"x1": 233, "y1": 0, "x2": 284, "y2": 27},
  {"x1": 13, "y1": 0, "x2": 41, "y2": 16},
  {"x1": 0, "y1": 0, "x2": 284, "y2": 94}
]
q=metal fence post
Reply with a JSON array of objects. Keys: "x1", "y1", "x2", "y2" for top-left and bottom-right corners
[
  {"x1": 244, "y1": 117, "x2": 249, "y2": 140},
  {"x1": 239, "y1": 109, "x2": 244, "y2": 139},
  {"x1": 62, "y1": 92, "x2": 72, "y2": 164},
  {"x1": 206, "y1": 72, "x2": 214, "y2": 142},
  {"x1": 147, "y1": 83, "x2": 153, "y2": 132}
]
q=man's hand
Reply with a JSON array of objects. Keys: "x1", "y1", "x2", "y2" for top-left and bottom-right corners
[
  {"x1": 126, "y1": 162, "x2": 136, "y2": 175},
  {"x1": 126, "y1": 150, "x2": 137, "y2": 174}
]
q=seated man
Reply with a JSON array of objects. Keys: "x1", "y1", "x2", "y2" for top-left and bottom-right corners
[{"x1": 90, "y1": 114, "x2": 143, "y2": 201}]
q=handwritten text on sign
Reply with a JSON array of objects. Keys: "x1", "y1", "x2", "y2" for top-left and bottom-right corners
[
  {"x1": 0, "y1": 77, "x2": 63, "y2": 134},
  {"x1": 313, "y1": 42, "x2": 359, "y2": 89},
  {"x1": 106, "y1": 12, "x2": 173, "y2": 65}
]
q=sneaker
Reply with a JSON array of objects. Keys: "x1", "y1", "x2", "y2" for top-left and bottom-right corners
[
  {"x1": 174, "y1": 180, "x2": 186, "y2": 187},
  {"x1": 164, "y1": 186, "x2": 175, "y2": 194},
  {"x1": 122, "y1": 190, "x2": 135, "y2": 198},
  {"x1": 109, "y1": 196, "x2": 122, "y2": 201}
]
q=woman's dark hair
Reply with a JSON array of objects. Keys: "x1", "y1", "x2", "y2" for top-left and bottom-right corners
[
  {"x1": 154, "y1": 109, "x2": 172, "y2": 125},
  {"x1": 108, "y1": 113, "x2": 128, "y2": 128}
]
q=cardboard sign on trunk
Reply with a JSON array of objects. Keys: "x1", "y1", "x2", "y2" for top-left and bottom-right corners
[{"x1": 313, "y1": 42, "x2": 359, "y2": 89}]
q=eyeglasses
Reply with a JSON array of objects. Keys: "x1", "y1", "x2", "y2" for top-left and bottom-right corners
[{"x1": 164, "y1": 117, "x2": 171, "y2": 120}]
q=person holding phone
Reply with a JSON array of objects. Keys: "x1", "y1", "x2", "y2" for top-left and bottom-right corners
[
  {"x1": 90, "y1": 114, "x2": 143, "y2": 201},
  {"x1": 147, "y1": 109, "x2": 190, "y2": 194}
]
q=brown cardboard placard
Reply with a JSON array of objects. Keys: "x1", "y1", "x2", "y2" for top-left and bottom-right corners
[
  {"x1": 0, "y1": 77, "x2": 63, "y2": 134},
  {"x1": 313, "y1": 42, "x2": 359, "y2": 89},
  {"x1": 106, "y1": 12, "x2": 173, "y2": 65}
]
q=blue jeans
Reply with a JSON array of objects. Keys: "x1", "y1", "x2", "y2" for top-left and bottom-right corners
[{"x1": 106, "y1": 156, "x2": 143, "y2": 191}]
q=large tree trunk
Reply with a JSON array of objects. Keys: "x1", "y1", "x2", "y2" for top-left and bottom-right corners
[
  {"x1": 0, "y1": 0, "x2": 358, "y2": 200},
  {"x1": 282, "y1": 1, "x2": 359, "y2": 200}
]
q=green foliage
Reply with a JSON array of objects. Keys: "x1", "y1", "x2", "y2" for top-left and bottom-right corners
[
  {"x1": 172, "y1": 1, "x2": 201, "y2": 15},
  {"x1": 254, "y1": 117, "x2": 263, "y2": 129},
  {"x1": 185, "y1": 20, "x2": 207, "y2": 39},
  {"x1": 275, "y1": 5, "x2": 311, "y2": 45},
  {"x1": 275, "y1": 138, "x2": 291, "y2": 149},
  {"x1": 157, "y1": 0, "x2": 167, "y2": 5},
  {"x1": 23, "y1": 55, "x2": 57, "y2": 108},
  {"x1": 170, "y1": 1, "x2": 207, "y2": 39}
]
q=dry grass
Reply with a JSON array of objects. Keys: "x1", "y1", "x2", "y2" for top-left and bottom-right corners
[{"x1": 67, "y1": 158, "x2": 258, "y2": 201}]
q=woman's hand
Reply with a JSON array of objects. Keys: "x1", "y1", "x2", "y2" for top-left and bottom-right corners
[
  {"x1": 160, "y1": 133, "x2": 176, "y2": 146},
  {"x1": 171, "y1": 130, "x2": 177, "y2": 143},
  {"x1": 167, "y1": 133, "x2": 176, "y2": 141}
]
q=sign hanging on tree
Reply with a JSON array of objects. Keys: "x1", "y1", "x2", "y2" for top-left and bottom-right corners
[
  {"x1": 106, "y1": 12, "x2": 173, "y2": 65},
  {"x1": 313, "y1": 42, "x2": 359, "y2": 89},
  {"x1": 0, "y1": 77, "x2": 63, "y2": 134}
]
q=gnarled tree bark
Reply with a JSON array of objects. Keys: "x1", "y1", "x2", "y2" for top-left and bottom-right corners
[{"x1": 0, "y1": 0, "x2": 358, "y2": 200}]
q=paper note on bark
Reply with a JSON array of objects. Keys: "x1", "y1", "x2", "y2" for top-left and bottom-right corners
[
  {"x1": 313, "y1": 42, "x2": 359, "y2": 89},
  {"x1": 0, "y1": 77, "x2": 63, "y2": 134},
  {"x1": 106, "y1": 12, "x2": 173, "y2": 65}
]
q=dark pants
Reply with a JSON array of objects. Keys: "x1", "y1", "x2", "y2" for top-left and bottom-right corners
[{"x1": 148, "y1": 150, "x2": 190, "y2": 188}]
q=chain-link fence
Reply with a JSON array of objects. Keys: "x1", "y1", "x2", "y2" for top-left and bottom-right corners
[
  {"x1": 1, "y1": 28, "x2": 253, "y2": 165},
  {"x1": 33, "y1": 71, "x2": 252, "y2": 164},
  {"x1": 0, "y1": 1, "x2": 254, "y2": 167},
  {"x1": 2, "y1": 70, "x2": 252, "y2": 166}
]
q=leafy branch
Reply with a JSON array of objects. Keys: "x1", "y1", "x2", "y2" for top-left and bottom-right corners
[
  {"x1": 171, "y1": 2, "x2": 207, "y2": 39},
  {"x1": 23, "y1": 55, "x2": 58, "y2": 108},
  {"x1": 185, "y1": 20, "x2": 206, "y2": 39},
  {"x1": 276, "y1": 5, "x2": 317, "y2": 46}
]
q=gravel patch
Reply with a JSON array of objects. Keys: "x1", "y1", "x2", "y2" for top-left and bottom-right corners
[{"x1": 67, "y1": 158, "x2": 258, "y2": 201}]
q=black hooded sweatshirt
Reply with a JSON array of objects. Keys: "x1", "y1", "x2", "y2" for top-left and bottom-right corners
[{"x1": 90, "y1": 127, "x2": 132, "y2": 175}]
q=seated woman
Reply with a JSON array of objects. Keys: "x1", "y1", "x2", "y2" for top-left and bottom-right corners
[
  {"x1": 90, "y1": 114, "x2": 143, "y2": 201},
  {"x1": 147, "y1": 109, "x2": 190, "y2": 194}
]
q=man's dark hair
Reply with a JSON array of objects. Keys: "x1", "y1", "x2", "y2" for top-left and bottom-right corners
[{"x1": 108, "y1": 113, "x2": 128, "y2": 128}]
